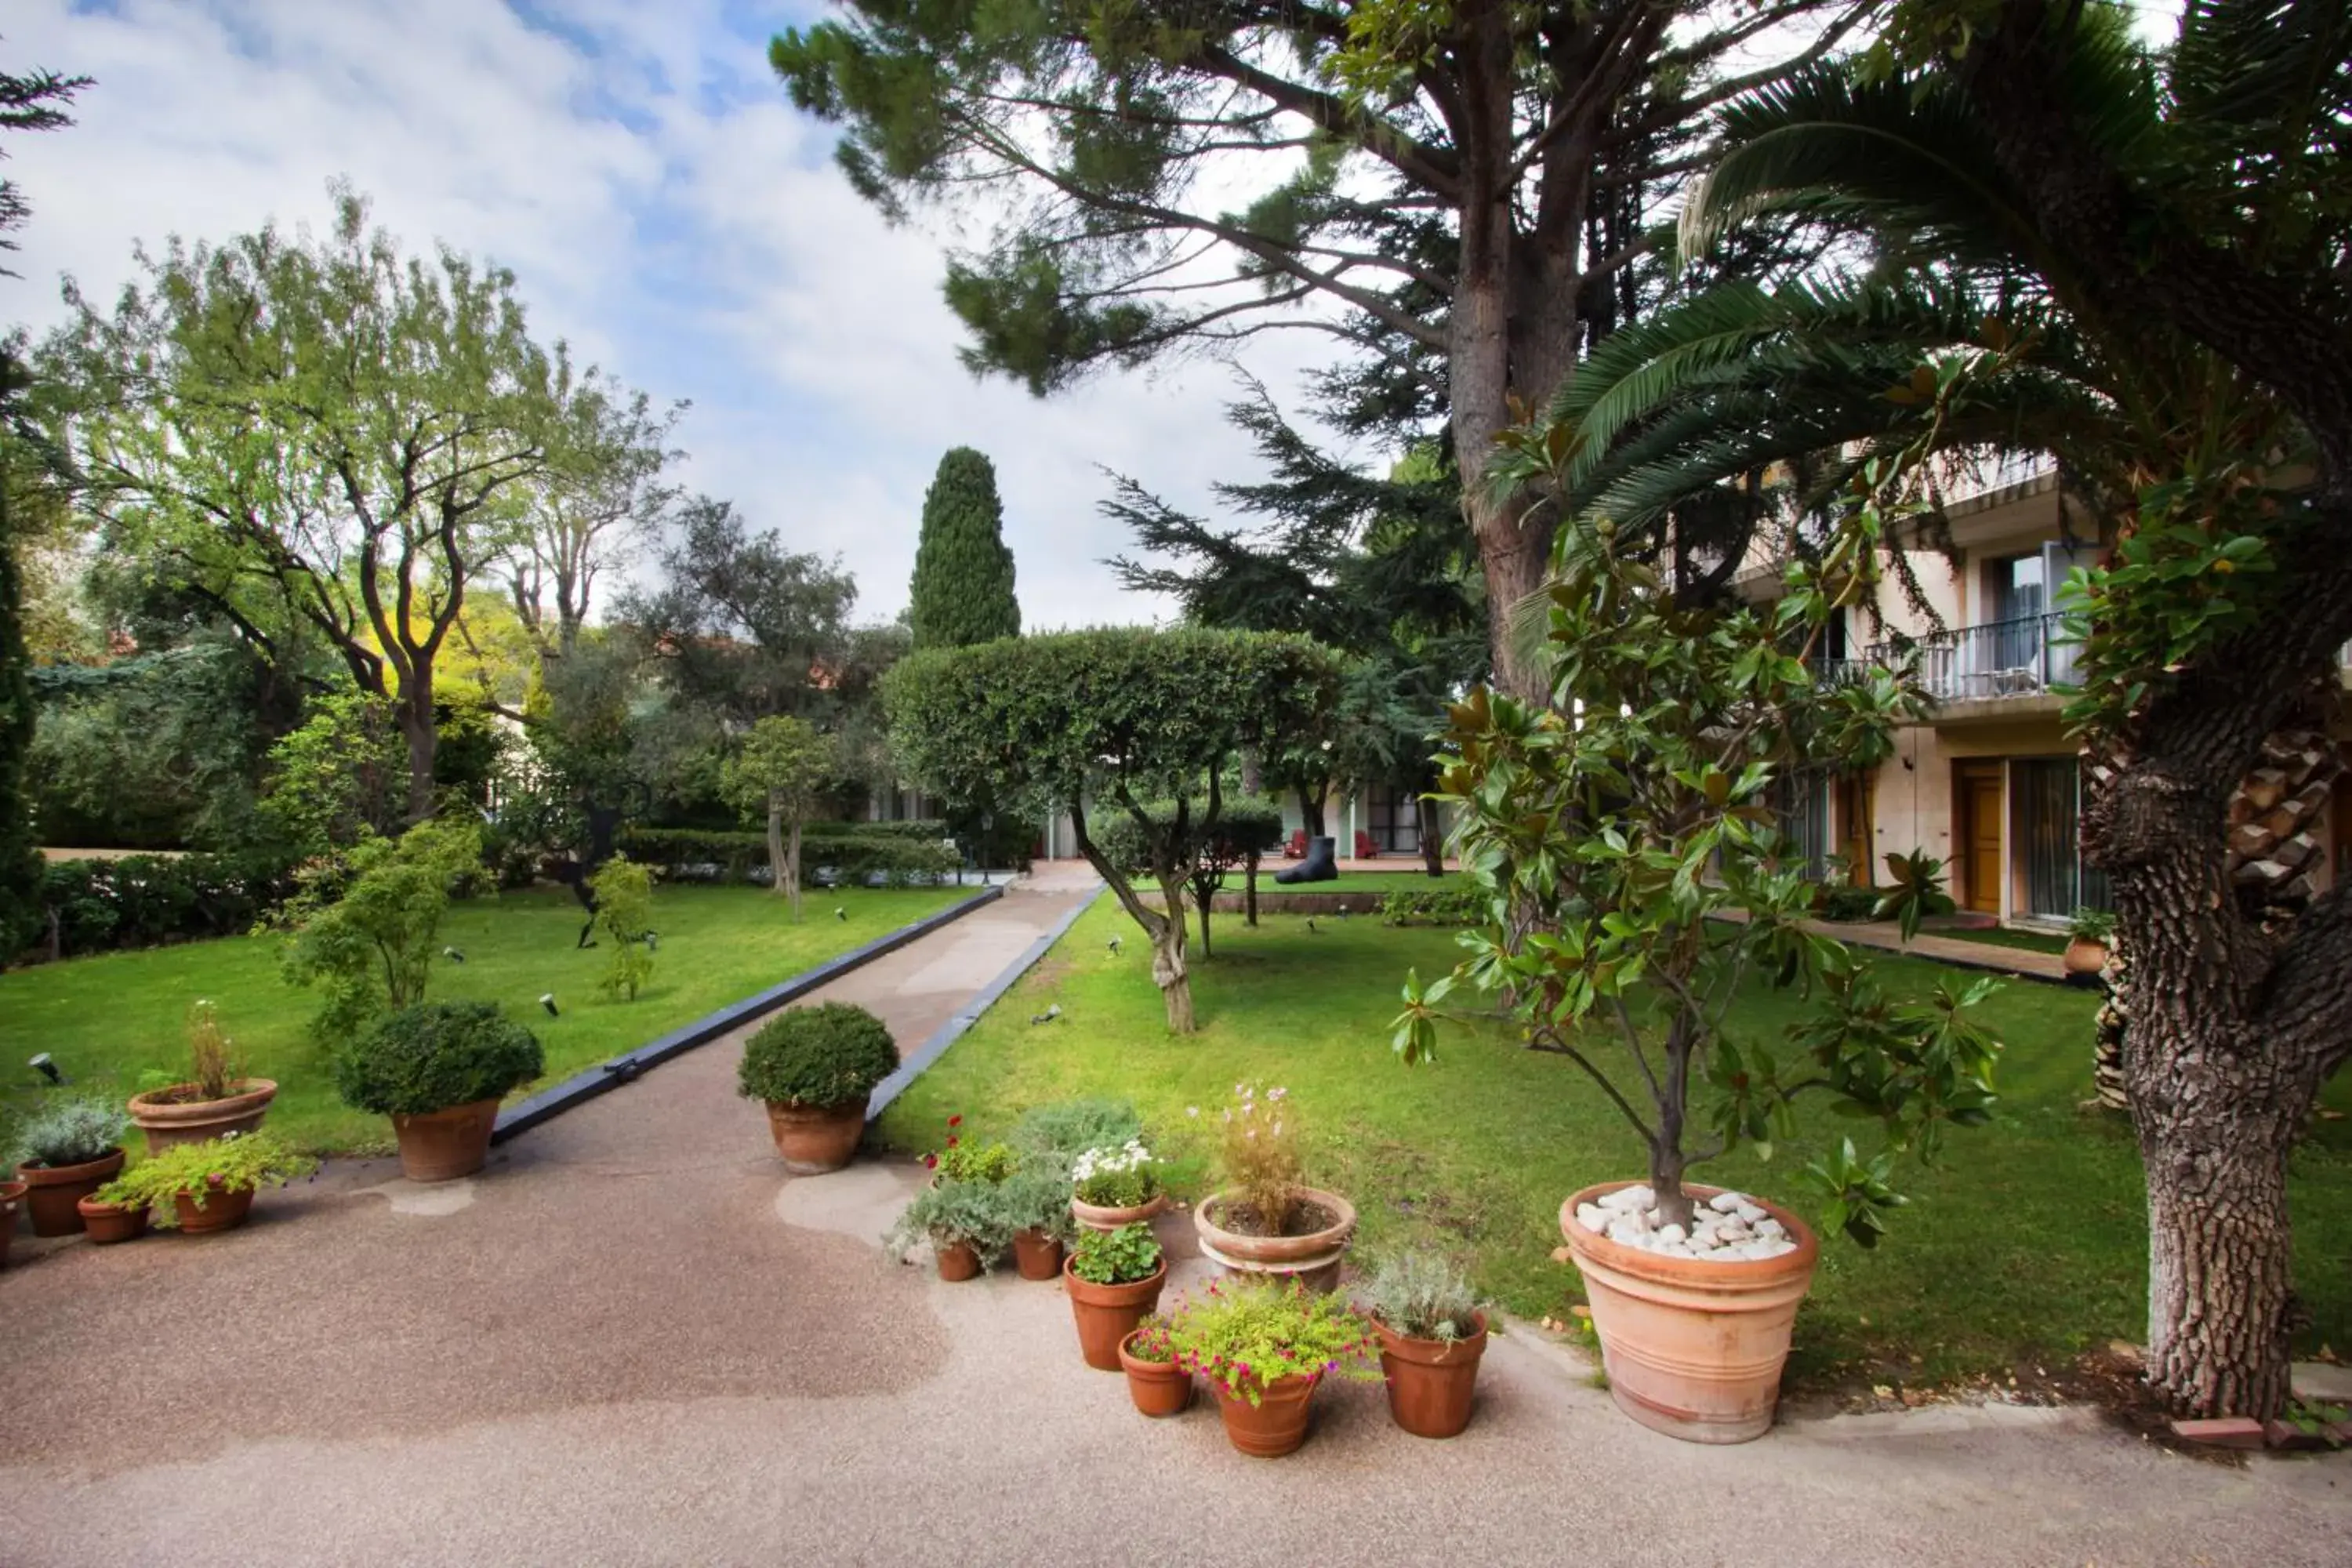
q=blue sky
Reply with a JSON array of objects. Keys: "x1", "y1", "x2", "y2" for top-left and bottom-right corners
[{"x1": 4, "y1": 0, "x2": 1344, "y2": 630}]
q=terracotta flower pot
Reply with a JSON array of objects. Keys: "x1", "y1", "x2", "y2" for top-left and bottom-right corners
[
  {"x1": 128, "y1": 1078, "x2": 278, "y2": 1156},
  {"x1": 75, "y1": 1195, "x2": 149, "y2": 1245},
  {"x1": 1193, "y1": 1186, "x2": 1356, "y2": 1294},
  {"x1": 1210, "y1": 1371, "x2": 1320, "y2": 1457},
  {"x1": 1560, "y1": 1181, "x2": 1820, "y2": 1444},
  {"x1": 1011, "y1": 1227, "x2": 1065, "y2": 1281},
  {"x1": 16, "y1": 1147, "x2": 127, "y2": 1236},
  {"x1": 935, "y1": 1239, "x2": 982, "y2": 1281},
  {"x1": 1119, "y1": 1330, "x2": 1193, "y2": 1417},
  {"x1": 0, "y1": 1180, "x2": 24, "y2": 1269},
  {"x1": 389, "y1": 1098, "x2": 500, "y2": 1183},
  {"x1": 1372, "y1": 1312, "x2": 1488, "y2": 1439},
  {"x1": 172, "y1": 1178, "x2": 257, "y2": 1236},
  {"x1": 1063, "y1": 1254, "x2": 1168, "y2": 1370},
  {"x1": 2063, "y1": 937, "x2": 2109, "y2": 978},
  {"x1": 1071, "y1": 1190, "x2": 1169, "y2": 1232},
  {"x1": 763, "y1": 1099, "x2": 866, "y2": 1174}
]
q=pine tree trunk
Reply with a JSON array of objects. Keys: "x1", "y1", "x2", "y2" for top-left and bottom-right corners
[
  {"x1": 1417, "y1": 795, "x2": 1446, "y2": 877},
  {"x1": 1244, "y1": 854, "x2": 1260, "y2": 927}
]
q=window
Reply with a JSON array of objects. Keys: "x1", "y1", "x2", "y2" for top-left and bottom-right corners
[
  {"x1": 2013, "y1": 758, "x2": 2111, "y2": 918},
  {"x1": 1776, "y1": 771, "x2": 1833, "y2": 881},
  {"x1": 1364, "y1": 784, "x2": 1421, "y2": 855}
]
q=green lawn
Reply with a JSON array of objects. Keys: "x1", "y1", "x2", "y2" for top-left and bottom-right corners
[
  {"x1": 1136, "y1": 869, "x2": 1466, "y2": 895},
  {"x1": 2, "y1": 884, "x2": 967, "y2": 1156},
  {"x1": 878, "y1": 895, "x2": 2352, "y2": 1392},
  {"x1": 1931, "y1": 924, "x2": 2072, "y2": 956}
]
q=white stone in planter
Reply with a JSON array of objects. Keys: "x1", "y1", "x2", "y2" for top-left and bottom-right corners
[{"x1": 1595, "y1": 1189, "x2": 1798, "y2": 1261}]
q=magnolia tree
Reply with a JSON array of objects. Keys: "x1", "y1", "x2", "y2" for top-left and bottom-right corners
[
  {"x1": 886, "y1": 628, "x2": 1340, "y2": 1030},
  {"x1": 1393, "y1": 495, "x2": 2002, "y2": 1239}
]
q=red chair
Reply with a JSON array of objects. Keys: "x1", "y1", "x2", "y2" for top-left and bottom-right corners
[
  {"x1": 1354, "y1": 830, "x2": 1378, "y2": 860},
  {"x1": 1284, "y1": 830, "x2": 1308, "y2": 859}
]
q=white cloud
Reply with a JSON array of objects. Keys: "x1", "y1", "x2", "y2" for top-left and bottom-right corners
[{"x1": 3, "y1": 0, "x2": 1367, "y2": 633}]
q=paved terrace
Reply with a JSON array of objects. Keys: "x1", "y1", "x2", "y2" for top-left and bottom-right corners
[{"x1": 0, "y1": 869, "x2": 2340, "y2": 1567}]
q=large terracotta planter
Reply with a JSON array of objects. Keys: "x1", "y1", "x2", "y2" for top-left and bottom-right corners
[
  {"x1": 1072, "y1": 1190, "x2": 1169, "y2": 1232},
  {"x1": 1210, "y1": 1371, "x2": 1320, "y2": 1457},
  {"x1": 1011, "y1": 1227, "x2": 1065, "y2": 1281},
  {"x1": 1063, "y1": 1255, "x2": 1168, "y2": 1370},
  {"x1": 1119, "y1": 1330, "x2": 1193, "y2": 1417},
  {"x1": 1560, "y1": 1181, "x2": 1819, "y2": 1444},
  {"x1": 16, "y1": 1148, "x2": 127, "y2": 1236},
  {"x1": 1373, "y1": 1312, "x2": 1488, "y2": 1439},
  {"x1": 128, "y1": 1078, "x2": 278, "y2": 1155},
  {"x1": 171, "y1": 1178, "x2": 256, "y2": 1236},
  {"x1": 75, "y1": 1196, "x2": 149, "y2": 1245},
  {"x1": 2063, "y1": 937, "x2": 2109, "y2": 978},
  {"x1": 1193, "y1": 1187, "x2": 1356, "y2": 1294},
  {"x1": 935, "y1": 1240, "x2": 982, "y2": 1281},
  {"x1": 389, "y1": 1098, "x2": 500, "y2": 1183},
  {"x1": 763, "y1": 1100, "x2": 866, "y2": 1174},
  {"x1": 0, "y1": 1180, "x2": 24, "y2": 1269}
]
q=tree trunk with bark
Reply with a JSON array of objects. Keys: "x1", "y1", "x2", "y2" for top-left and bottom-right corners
[
  {"x1": 765, "y1": 793, "x2": 796, "y2": 913},
  {"x1": 395, "y1": 675, "x2": 438, "y2": 825},
  {"x1": 1417, "y1": 794, "x2": 1446, "y2": 878},
  {"x1": 1151, "y1": 880, "x2": 1195, "y2": 1033}
]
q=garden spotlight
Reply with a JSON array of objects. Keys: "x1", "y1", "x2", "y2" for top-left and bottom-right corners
[
  {"x1": 29, "y1": 1052, "x2": 64, "y2": 1086},
  {"x1": 540, "y1": 993, "x2": 560, "y2": 1018}
]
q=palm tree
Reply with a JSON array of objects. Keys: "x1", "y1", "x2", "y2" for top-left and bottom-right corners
[{"x1": 1499, "y1": 2, "x2": 2352, "y2": 1421}]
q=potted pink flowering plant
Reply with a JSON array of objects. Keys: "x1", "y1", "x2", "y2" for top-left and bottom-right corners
[{"x1": 1165, "y1": 1276, "x2": 1377, "y2": 1457}]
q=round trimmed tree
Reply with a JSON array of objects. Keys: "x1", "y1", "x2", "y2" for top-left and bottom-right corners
[
  {"x1": 885, "y1": 626, "x2": 1340, "y2": 1030},
  {"x1": 908, "y1": 448, "x2": 1018, "y2": 652}
]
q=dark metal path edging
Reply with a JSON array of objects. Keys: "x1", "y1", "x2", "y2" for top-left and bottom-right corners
[
  {"x1": 491, "y1": 884, "x2": 1007, "y2": 1145},
  {"x1": 866, "y1": 882, "x2": 1101, "y2": 1121}
]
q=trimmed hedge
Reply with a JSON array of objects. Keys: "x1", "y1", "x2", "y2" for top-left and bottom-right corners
[
  {"x1": 1380, "y1": 883, "x2": 1492, "y2": 927},
  {"x1": 618, "y1": 826, "x2": 960, "y2": 887},
  {"x1": 30, "y1": 851, "x2": 301, "y2": 960},
  {"x1": 332, "y1": 1000, "x2": 545, "y2": 1116}
]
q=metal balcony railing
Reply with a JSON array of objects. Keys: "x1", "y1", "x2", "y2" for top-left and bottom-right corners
[{"x1": 1873, "y1": 612, "x2": 2078, "y2": 703}]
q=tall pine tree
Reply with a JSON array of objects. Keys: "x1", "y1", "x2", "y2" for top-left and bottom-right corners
[{"x1": 907, "y1": 448, "x2": 1018, "y2": 651}]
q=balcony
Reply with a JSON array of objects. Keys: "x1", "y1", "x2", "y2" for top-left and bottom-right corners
[{"x1": 1873, "y1": 612, "x2": 2077, "y2": 708}]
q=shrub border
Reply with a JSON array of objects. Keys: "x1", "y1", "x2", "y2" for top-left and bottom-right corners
[{"x1": 490, "y1": 884, "x2": 1005, "y2": 1145}]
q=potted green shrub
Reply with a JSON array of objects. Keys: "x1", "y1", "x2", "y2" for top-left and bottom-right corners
[
  {"x1": 1359, "y1": 1252, "x2": 1489, "y2": 1439},
  {"x1": 1002, "y1": 1165, "x2": 1077, "y2": 1280},
  {"x1": 1167, "y1": 1276, "x2": 1377, "y2": 1457},
  {"x1": 125, "y1": 1000, "x2": 278, "y2": 1155},
  {"x1": 1063, "y1": 1221, "x2": 1168, "y2": 1370},
  {"x1": 332, "y1": 1001, "x2": 544, "y2": 1182},
  {"x1": 736, "y1": 1003, "x2": 897, "y2": 1174},
  {"x1": 885, "y1": 1176, "x2": 1015, "y2": 1280},
  {"x1": 1189, "y1": 1085, "x2": 1353, "y2": 1292},
  {"x1": 11, "y1": 1095, "x2": 132, "y2": 1236},
  {"x1": 92, "y1": 1131, "x2": 318, "y2": 1236},
  {"x1": 2064, "y1": 907, "x2": 2117, "y2": 978},
  {"x1": 1069, "y1": 1134, "x2": 1171, "y2": 1232},
  {"x1": 1117, "y1": 1312, "x2": 1192, "y2": 1417}
]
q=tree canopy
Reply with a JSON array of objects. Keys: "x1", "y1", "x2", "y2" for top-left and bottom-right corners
[
  {"x1": 771, "y1": 0, "x2": 1868, "y2": 695},
  {"x1": 885, "y1": 626, "x2": 1341, "y2": 1029}
]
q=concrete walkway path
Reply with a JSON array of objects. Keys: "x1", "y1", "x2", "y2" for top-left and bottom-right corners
[{"x1": 2, "y1": 872, "x2": 2341, "y2": 1567}]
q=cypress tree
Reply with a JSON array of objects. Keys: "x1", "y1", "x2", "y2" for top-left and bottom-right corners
[
  {"x1": 908, "y1": 447, "x2": 1018, "y2": 650},
  {"x1": 0, "y1": 387, "x2": 42, "y2": 958}
]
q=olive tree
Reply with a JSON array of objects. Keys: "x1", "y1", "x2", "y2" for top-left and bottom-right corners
[
  {"x1": 720, "y1": 714, "x2": 836, "y2": 920},
  {"x1": 886, "y1": 628, "x2": 1341, "y2": 1030}
]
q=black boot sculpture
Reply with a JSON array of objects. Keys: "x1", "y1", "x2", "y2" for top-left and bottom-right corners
[{"x1": 1274, "y1": 835, "x2": 1338, "y2": 884}]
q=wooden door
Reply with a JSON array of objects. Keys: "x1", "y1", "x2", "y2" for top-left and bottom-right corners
[{"x1": 1957, "y1": 762, "x2": 2004, "y2": 914}]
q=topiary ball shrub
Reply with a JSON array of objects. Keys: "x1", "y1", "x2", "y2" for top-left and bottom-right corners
[
  {"x1": 737, "y1": 1002, "x2": 898, "y2": 1110},
  {"x1": 332, "y1": 1000, "x2": 545, "y2": 1116}
]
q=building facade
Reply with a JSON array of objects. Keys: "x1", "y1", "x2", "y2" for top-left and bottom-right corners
[{"x1": 1754, "y1": 460, "x2": 2352, "y2": 927}]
